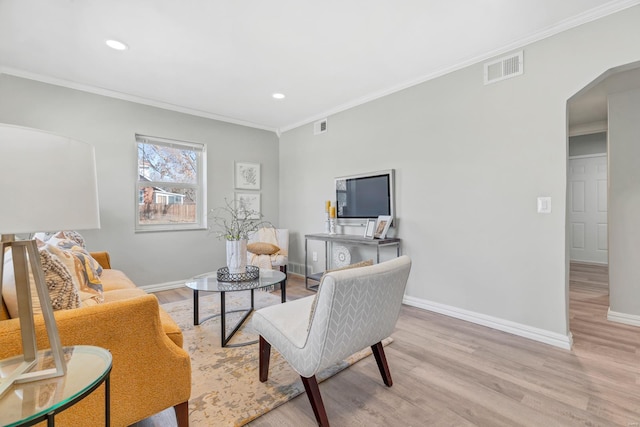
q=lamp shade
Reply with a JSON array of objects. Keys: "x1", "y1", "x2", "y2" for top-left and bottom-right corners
[{"x1": 0, "y1": 123, "x2": 100, "y2": 234}]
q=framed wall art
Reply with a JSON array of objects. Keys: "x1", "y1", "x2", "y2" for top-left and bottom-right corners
[
  {"x1": 235, "y1": 162, "x2": 261, "y2": 190},
  {"x1": 235, "y1": 192, "x2": 261, "y2": 219}
]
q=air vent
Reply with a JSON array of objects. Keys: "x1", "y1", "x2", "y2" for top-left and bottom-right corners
[
  {"x1": 314, "y1": 118, "x2": 328, "y2": 135},
  {"x1": 484, "y1": 51, "x2": 523, "y2": 85}
]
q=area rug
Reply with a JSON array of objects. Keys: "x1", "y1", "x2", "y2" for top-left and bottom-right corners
[{"x1": 161, "y1": 291, "x2": 392, "y2": 426}]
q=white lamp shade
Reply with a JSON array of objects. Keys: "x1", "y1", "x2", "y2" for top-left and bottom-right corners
[{"x1": 0, "y1": 123, "x2": 100, "y2": 234}]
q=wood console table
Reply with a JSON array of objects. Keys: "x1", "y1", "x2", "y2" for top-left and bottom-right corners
[{"x1": 304, "y1": 233, "x2": 401, "y2": 289}]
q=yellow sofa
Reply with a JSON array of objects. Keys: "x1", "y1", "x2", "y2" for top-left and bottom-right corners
[{"x1": 0, "y1": 252, "x2": 191, "y2": 427}]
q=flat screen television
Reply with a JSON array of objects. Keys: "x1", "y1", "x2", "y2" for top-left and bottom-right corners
[{"x1": 335, "y1": 169, "x2": 395, "y2": 226}]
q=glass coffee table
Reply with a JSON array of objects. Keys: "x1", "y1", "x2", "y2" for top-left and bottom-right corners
[{"x1": 185, "y1": 268, "x2": 287, "y2": 347}]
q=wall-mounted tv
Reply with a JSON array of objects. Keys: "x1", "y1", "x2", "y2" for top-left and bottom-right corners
[{"x1": 335, "y1": 169, "x2": 395, "y2": 226}]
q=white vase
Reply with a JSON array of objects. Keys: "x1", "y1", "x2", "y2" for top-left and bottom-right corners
[{"x1": 226, "y1": 239, "x2": 248, "y2": 274}]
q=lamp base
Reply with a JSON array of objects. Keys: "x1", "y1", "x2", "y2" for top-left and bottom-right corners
[{"x1": 0, "y1": 236, "x2": 66, "y2": 398}]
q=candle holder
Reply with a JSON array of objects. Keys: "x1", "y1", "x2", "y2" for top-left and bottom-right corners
[
  {"x1": 329, "y1": 218, "x2": 337, "y2": 235},
  {"x1": 324, "y1": 212, "x2": 330, "y2": 234}
]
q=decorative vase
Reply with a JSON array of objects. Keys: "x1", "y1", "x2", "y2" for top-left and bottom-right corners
[
  {"x1": 329, "y1": 218, "x2": 337, "y2": 235},
  {"x1": 226, "y1": 239, "x2": 248, "y2": 274}
]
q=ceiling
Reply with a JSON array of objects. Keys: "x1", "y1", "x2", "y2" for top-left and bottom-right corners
[{"x1": 1, "y1": 0, "x2": 638, "y2": 133}]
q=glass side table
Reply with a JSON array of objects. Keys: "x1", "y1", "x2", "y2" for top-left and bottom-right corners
[{"x1": 0, "y1": 345, "x2": 112, "y2": 427}]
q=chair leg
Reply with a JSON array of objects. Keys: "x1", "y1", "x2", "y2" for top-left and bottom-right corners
[
  {"x1": 301, "y1": 375, "x2": 330, "y2": 427},
  {"x1": 371, "y1": 341, "x2": 393, "y2": 387},
  {"x1": 173, "y1": 401, "x2": 189, "y2": 427},
  {"x1": 259, "y1": 336, "x2": 271, "y2": 382}
]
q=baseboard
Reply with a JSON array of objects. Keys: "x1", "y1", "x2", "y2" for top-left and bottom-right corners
[
  {"x1": 288, "y1": 262, "x2": 306, "y2": 275},
  {"x1": 139, "y1": 280, "x2": 187, "y2": 293},
  {"x1": 402, "y1": 295, "x2": 573, "y2": 350},
  {"x1": 287, "y1": 271, "x2": 304, "y2": 278},
  {"x1": 607, "y1": 308, "x2": 640, "y2": 327}
]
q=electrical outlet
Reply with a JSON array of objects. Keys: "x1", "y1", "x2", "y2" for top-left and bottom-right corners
[{"x1": 312, "y1": 251, "x2": 318, "y2": 262}]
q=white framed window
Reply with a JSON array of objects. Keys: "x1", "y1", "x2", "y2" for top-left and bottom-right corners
[{"x1": 135, "y1": 134, "x2": 206, "y2": 232}]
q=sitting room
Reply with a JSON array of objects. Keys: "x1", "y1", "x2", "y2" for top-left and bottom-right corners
[{"x1": 2, "y1": 1, "x2": 640, "y2": 426}]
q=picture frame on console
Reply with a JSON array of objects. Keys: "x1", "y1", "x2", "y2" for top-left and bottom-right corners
[
  {"x1": 374, "y1": 215, "x2": 392, "y2": 239},
  {"x1": 363, "y1": 219, "x2": 376, "y2": 239}
]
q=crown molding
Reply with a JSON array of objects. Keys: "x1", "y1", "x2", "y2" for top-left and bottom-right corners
[
  {"x1": 0, "y1": 67, "x2": 278, "y2": 134},
  {"x1": 279, "y1": 0, "x2": 640, "y2": 133},
  {"x1": 2, "y1": 0, "x2": 638, "y2": 136}
]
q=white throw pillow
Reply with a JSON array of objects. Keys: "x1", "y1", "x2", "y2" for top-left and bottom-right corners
[{"x1": 1, "y1": 241, "x2": 81, "y2": 318}]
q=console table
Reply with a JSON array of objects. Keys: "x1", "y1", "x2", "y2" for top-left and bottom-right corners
[{"x1": 304, "y1": 233, "x2": 401, "y2": 289}]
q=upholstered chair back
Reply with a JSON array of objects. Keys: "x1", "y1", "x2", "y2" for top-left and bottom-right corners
[
  {"x1": 247, "y1": 228, "x2": 289, "y2": 271},
  {"x1": 252, "y1": 255, "x2": 411, "y2": 426},
  {"x1": 287, "y1": 255, "x2": 411, "y2": 378}
]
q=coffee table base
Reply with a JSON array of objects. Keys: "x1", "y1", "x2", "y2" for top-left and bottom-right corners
[
  {"x1": 188, "y1": 270, "x2": 287, "y2": 347},
  {"x1": 192, "y1": 288, "x2": 259, "y2": 347}
]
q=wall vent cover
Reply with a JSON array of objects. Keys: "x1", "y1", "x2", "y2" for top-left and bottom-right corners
[
  {"x1": 314, "y1": 118, "x2": 328, "y2": 135},
  {"x1": 484, "y1": 51, "x2": 523, "y2": 85}
]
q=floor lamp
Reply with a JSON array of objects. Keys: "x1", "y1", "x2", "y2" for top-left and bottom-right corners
[{"x1": 0, "y1": 123, "x2": 100, "y2": 398}]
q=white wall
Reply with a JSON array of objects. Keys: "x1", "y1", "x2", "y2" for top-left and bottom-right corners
[
  {"x1": 608, "y1": 88, "x2": 640, "y2": 319},
  {"x1": 0, "y1": 74, "x2": 279, "y2": 286},
  {"x1": 280, "y1": 5, "x2": 640, "y2": 346}
]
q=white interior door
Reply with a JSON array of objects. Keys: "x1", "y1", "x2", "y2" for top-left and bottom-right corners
[{"x1": 569, "y1": 155, "x2": 608, "y2": 264}]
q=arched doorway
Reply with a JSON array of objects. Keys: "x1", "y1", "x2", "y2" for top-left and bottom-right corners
[{"x1": 567, "y1": 61, "x2": 640, "y2": 339}]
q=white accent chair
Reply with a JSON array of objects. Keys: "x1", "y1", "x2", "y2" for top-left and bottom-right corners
[
  {"x1": 251, "y1": 255, "x2": 412, "y2": 426},
  {"x1": 247, "y1": 228, "x2": 289, "y2": 275}
]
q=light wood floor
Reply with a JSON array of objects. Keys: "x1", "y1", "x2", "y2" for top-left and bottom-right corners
[{"x1": 135, "y1": 262, "x2": 640, "y2": 427}]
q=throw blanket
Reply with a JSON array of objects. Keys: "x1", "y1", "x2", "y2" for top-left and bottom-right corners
[{"x1": 248, "y1": 228, "x2": 282, "y2": 270}]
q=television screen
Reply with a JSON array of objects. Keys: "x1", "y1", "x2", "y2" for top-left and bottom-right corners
[{"x1": 336, "y1": 172, "x2": 392, "y2": 220}]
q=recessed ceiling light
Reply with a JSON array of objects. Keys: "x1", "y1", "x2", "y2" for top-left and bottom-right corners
[
  {"x1": 106, "y1": 39, "x2": 128, "y2": 51},
  {"x1": 272, "y1": 93, "x2": 285, "y2": 100}
]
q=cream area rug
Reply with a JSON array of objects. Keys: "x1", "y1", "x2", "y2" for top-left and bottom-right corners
[{"x1": 161, "y1": 290, "x2": 392, "y2": 426}]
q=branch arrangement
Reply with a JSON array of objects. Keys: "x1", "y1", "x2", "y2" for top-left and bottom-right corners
[{"x1": 208, "y1": 198, "x2": 271, "y2": 241}]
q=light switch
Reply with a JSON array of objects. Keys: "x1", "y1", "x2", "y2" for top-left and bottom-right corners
[{"x1": 537, "y1": 197, "x2": 551, "y2": 214}]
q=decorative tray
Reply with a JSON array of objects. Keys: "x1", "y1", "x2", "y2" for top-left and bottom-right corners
[{"x1": 217, "y1": 265, "x2": 259, "y2": 282}]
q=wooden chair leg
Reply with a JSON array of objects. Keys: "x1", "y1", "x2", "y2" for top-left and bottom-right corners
[
  {"x1": 173, "y1": 401, "x2": 189, "y2": 427},
  {"x1": 259, "y1": 336, "x2": 271, "y2": 382},
  {"x1": 371, "y1": 341, "x2": 393, "y2": 387},
  {"x1": 301, "y1": 375, "x2": 330, "y2": 427}
]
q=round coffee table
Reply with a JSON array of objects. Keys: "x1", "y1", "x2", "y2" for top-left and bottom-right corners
[{"x1": 185, "y1": 268, "x2": 286, "y2": 347}]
